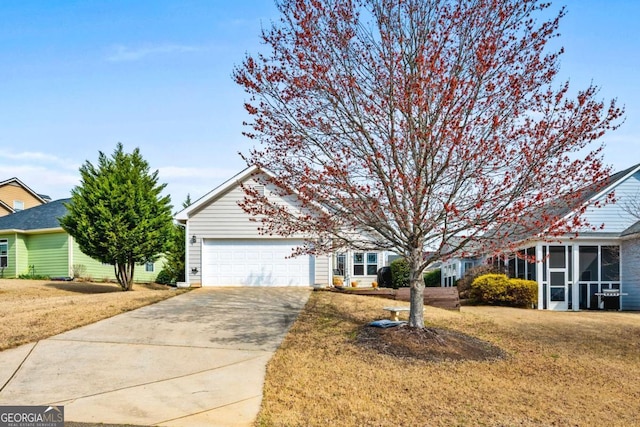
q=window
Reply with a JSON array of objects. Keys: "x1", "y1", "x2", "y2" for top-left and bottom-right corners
[
  {"x1": 517, "y1": 253, "x2": 526, "y2": 279},
  {"x1": 353, "y1": 252, "x2": 379, "y2": 276},
  {"x1": 0, "y1": 239, "x2": 7, "y2": 268},
  {"x1": 335, "y1": 253, "x2": 346, "y2": 276},
  {"x1": 145, "y1": 262, "x2": 154, "y2": 272},
  {"x1": 601, "y1": 246, "x2": 620, "y2": 281},
  {"x1": 549, "y1": 246, "x2": 565, "y2": 268},
  {"x1": 367, "y1": 253, "x2": 378, "y2": 275},
  {"x1": 579, "y1": 246, "x2": 598, "y2": 281},
  {"x1": 353, "y1": 253, "x2": 364, "y2": 275},
  {"x1": 526, "y1": 247, "x2": 536, "y2": 281},
  {"x1": 13, "y1": 200, "x2": 24, "y2": 211}
]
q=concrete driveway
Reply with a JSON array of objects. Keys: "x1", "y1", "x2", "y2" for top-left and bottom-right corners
[{"x1": 0, "y1": 287, "x2": 310, "y2": 426}]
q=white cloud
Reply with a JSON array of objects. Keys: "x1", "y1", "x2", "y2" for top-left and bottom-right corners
[
  {"x1": 0, "y1": 150, "x2": 82, "y2": 200},
  {"x1": 0, "y1": 164, "x2": 79, "y2": 200},
  {"x1": 0, "y1": 150, "x2": 80, "y2": 172},
  {"x1": 158, "y1": 166, "x2": 240, "y2": 180},
  {"x1": 158, "y1": 166, "x2": 244, "y2": 209},
  {"x1": 105, "y1": 43, "x2": 204, "y2": 62}
]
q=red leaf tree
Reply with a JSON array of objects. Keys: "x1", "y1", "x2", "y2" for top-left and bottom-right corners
[{"x1": 233, "y1": 0, "x2": 623, "y2": 328}]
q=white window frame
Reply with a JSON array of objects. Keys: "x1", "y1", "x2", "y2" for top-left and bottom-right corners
[
  {"x1": 353, "y1": 252, "x2": 378, "y2": 276},
  {"x1": 0, "y1": 239, "x2": 7, "y2": 268},
  {"x1": 13, "y1": 200, "x2": 24, "y2": 211}
]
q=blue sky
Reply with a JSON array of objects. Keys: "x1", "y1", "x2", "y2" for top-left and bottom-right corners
[{"x1": 0, "y1": 0, "x2": 637, "y2": 209}]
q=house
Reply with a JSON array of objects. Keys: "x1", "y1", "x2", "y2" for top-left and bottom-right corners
[
  {"x1": 175, "y1": 166, "x2": 395, "y2": 287},
  {"x1": 0, "y1": 177, "x2": 50, "y2": 217},
  {"x1": 440, "y1": 163, "x2": 640, "y2": 311},
  {"x1": 0, "y1": 199, "x2": 162, "y2": 282}
]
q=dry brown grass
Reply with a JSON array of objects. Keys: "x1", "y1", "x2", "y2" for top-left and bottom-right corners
[
  {"x1": 257, "y1": 291, "x2": 640, "y2": 427},
  {"x1": 0, "y1": 279, "x2": 188, "y2": 351}
]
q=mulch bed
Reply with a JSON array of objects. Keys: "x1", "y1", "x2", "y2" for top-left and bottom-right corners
[{"x1": 357, "y1": 324, "x2": 507, "y2": 363}]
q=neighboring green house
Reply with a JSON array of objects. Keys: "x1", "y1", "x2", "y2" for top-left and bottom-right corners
[{"x1": 0, "y1": 199, "x2": 162, "y2": 282}]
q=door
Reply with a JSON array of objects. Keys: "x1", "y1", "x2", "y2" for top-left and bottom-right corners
[
  {"x1": 201, "y1": 239, "x2": 313, "y2": 286},
  {"x1": 548, "y1": 270, "x2": 568, "y2": 311}
]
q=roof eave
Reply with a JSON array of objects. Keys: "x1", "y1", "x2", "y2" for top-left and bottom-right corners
[{"x1": 0, "y1": 227, "x2": 64, "y2": 235}]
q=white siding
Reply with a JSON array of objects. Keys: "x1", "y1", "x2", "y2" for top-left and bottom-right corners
[
  {"x1": 314, "y1": 253, "x2": 330, "y2": 286},
  {"x1": 580, "y1": 171, "x2": 640, "y2": 233},
  {"x1": 621, "y1": 238, "x2": 640, "y2": 310}
]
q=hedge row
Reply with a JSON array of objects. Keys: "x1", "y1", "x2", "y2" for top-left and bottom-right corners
[{"x1": 470, "y1": 274, "x2": 537, "y2": 308}]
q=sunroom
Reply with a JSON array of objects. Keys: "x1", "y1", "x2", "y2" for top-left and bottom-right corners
[{"x1": 493, "y1": 240, "x2": 624, "y2": 311}]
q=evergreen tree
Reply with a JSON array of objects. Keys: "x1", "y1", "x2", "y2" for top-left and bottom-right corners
[{"x1": 60, "y1": 143, "x2": 174, "y2": 291}]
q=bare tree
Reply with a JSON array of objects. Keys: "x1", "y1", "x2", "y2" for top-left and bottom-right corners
[{"x1": 233, "y1": 0, "x2": 623, "y2": 328}]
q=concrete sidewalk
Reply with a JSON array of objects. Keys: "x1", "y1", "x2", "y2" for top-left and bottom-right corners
[{"x1": 0, "y1": 287, "x2": 310, "y2": 426}]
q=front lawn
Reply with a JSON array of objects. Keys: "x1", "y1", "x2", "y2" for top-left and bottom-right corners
[
  {"x1": 257, "y1": 291, "x2": 640, "y2": 426},
  {"x1": 0, "y1": 279, "x2": 187, "y2": 351}
]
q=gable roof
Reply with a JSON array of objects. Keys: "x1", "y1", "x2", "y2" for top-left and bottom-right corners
[
  {"x1": 0, "y1": 177, "x2": 48, "y2": 205},
  {"x1": 175, "y1": 165, "x2": 269, "y2": 221},
  {"x1": 621, "y1": 220, "x2": 640, "y2": 238},
  {"x1": 579, "y1": 162, "x2": 640, "y2": 205},
  {"x1": 0, "y1": 198, "x2": 70, "y2": 232},
  {"x1": 544, "y1": 162, "x2": 640, "y2": 233}
]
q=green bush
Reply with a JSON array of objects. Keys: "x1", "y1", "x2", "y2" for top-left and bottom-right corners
[
  {"x1": 390, "y1": 258, "x2": 410, "y2": 289},
  {"x1": 423, "y1": 269, "x2": 441, "y2": 287},
  {"x1": 155, "y1": 268, "x2": 175, "y2": 286},
  {"x1": 18, "y1": 273, "x2": 50, "y2": 280},
  {"x1": 470, "y1": 274, "x2": 537, "y2": 307}
]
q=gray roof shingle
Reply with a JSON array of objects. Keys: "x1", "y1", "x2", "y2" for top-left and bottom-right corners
[
  {"x1": 622, "y1": 220, "x2": 640, "y2": 238},
  {"x1": 0, "y1": 198, "x2": 70, "y2": 231}
]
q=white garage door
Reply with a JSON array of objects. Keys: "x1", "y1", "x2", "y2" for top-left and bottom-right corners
[{"x1": 201, "y1": 239, "x2": 313, "y2": 286}]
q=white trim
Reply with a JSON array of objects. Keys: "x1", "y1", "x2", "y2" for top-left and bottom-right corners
[
  {"x1": 536, "y1": 243, "x2": 544, "y2": 309},
  {"x1": 14, "y1": 232, "x2": 18, "y2": 277},
  {"x1": 185, "y1": 221, "x2": 190, "y2": 286},
  {"x1": 68, "y1": 235, "x2": 74, "y2": 277},
  {"x1": 0, "y1": 227, "x2": 63, "y2": 235}
]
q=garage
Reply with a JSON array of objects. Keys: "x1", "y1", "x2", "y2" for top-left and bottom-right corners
[{"x1": 201, "y1": 239, "x2": 314, "y2": 286}]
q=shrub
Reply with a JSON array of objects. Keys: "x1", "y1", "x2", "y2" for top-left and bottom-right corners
[
  {"x1": 390, "y1": 258, "x2": 410, "y2": 289},
  {"x1": 470, "y1": 274, "x2": 538, "y2": 308},
  {"x1": 18, "y1": 273, "x2": 50, "y2": 280},
  {"x1": 72, "y1": 264, "x2": 87, "y2": 280},
  {"x1": 470, "y1": 274, "x2": 510, "y2": 304},
  {"x1": 456, "y1": 264, "x2": 503, "y2": 299},
  {"x1": 423, "y1": 269, "x2": 441, "y2": 287},
  {"x1": 155, "y1": 268, "x2": 175, "y2": 286},
  {"x1": 506, "y1": 279, "x2": 538, "y2": 307}
]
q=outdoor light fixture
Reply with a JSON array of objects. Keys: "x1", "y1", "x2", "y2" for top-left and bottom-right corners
[
  {"x1": 191, "y1": 267, "x2": 199, "y2": 274},
  {"x1": 191, "y1": 235, "x2": 197, "y2": 244}
]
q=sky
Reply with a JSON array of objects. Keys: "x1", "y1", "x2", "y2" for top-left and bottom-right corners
[{"x1": 0, "y1": 0, "x2": 638, "y2": 211}]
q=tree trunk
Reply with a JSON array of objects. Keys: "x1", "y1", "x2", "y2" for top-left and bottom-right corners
[
  {"x1": 407, "y1": 247, "x2": 425, "y2": 328},
  {"x1": 114, "y1": 262, "x2": 135, "y2": 291}
]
